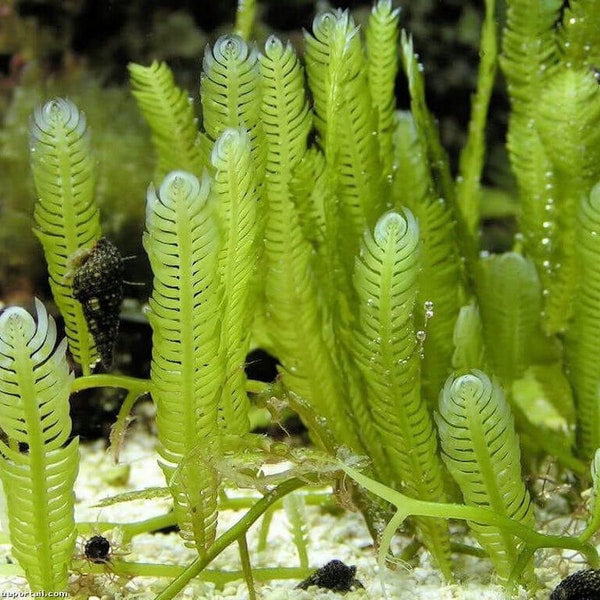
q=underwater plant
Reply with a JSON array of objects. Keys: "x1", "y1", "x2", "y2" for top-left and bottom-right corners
[{"x1": 2, "y1": 0, "x2": 600, "y2": 597}]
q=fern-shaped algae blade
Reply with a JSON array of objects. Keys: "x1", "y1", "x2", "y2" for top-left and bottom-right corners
[
  {"x1": 200, "y1": 35, "x2": 264, "y2": 175},
  {"x1": 351, "y1": 210, "x2": 452, "y2": 578},
  {"x1": 259, "y1": 35, "x2": 364, "y2": 454},
  {"x1": 129, "y1": 61, "x2": 203, "y2": 180},
  {"x1": 29, "y1": 98, "x2": 101, "y2": 373},
  {"x1": 144, "y1": 170, "x2": 223, "y2": 553},
  {"x1": 0, "y1": 299, "x2": 78, "y2": 592},
  {"x1": 565, "y1": 182, "x2": 600, "y2": 460},
  {"x1": 436, "y1": 370, "x2": 535, "y2": 585},
  {"x1": 210, "y1": 128, "x2": 260, "y2": 436}
]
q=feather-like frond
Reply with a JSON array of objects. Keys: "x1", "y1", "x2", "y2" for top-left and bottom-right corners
[
  {"x1": 436, "y1": 370, "x2": 535, "y2": 584},
  {"x1": 129, "y1": 61, "x2": 203, "y2": 180},
  {"x1": 536, "y1": 68, "x2": 600, "y2": 184},
  {"x1": 351, "y1": 210, "x2": 453, "y2": 578},
  {"x1": 534, "y1": 68, "x2": 600, "y2": 332},
  {"x1": 365, "y1": 0, "x2": 400, "y2": 177},
  {"x1": 283, "y1": 493, "x2": 309, "y2": 569},
  {"x1": 289, "y1": 147, "x2": 328, "y2": 249},
  {"x1": 259, "y1": 34, "x2": 363, "y2": 454},
  {"x1": 144, "y1": 170, "x2": 223, "y2": 551},
  {"x1": 500, "y1": 0, "x2": 561, "y2": 112},
  {"x1": 0, "y1": 299, "x2": 78, "y2": 592},
  {"x1": 392, "y1": 110, "x2": 462, "y2": 409},
  {"x1": 168, "y1": 444, "x2": 221, "y2": 555},
  {"x1": 200, "y1": 35, "x2": 264, "y2": 174},
  {"x1": 392, "y1": 111, "x2": 430, "y2": 204},
  {"x1": 210, "y1": 128, "x2": 260, "y2": 435},
  {"x1": 500, "y1": 0, "x2": 562, "y2": 333},
  {"x1": 565, "y1": 182, "x2": 600, "y2": 459},
  {"x1": 558, "y1": 0, "x2": 600, "y2": 68},
  {"x1": 455, "y1": 0, "x2": 497, "y2": 237},
  {"x1": 30, "y1": 98, "x2": 101, "y2": 372},
  {"x1": 259, "y1": 36, "x2": 311, "y2": 197},
  {"x1": 452, "y1": 301, "x2": 485, "y2": 371},
  {"x1": 400, "y1": 33, "x2": 455, "y2": 212},
  {"x1": 305, "y1": 10, "x2": 384, "y2": 242},
  {"x1": 477, "y1": 252, "x2": 542, "y2": 381}
]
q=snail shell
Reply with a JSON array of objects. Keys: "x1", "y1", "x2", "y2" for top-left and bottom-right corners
[{"x1": 72, "y1": 238, "x2": 124, "y2": 368}]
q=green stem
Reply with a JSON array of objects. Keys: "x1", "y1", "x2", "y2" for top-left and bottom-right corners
[
  {"x1": 78, "y1": 513, "x2": 178, "y2": 543},
  {"x1": 237, "y1": 534, "x2": 257, "y2": 600},
  {"x1": 154, "y1": 477, "x2": 307, "y2": 600},
  {"x1": 343, "y1": 465, "x2": 599, "y2": 571},
  {"x1": 70, "y1": 374, "x2": 150, "y2": 394},
  {"x1": 246, "y1": 379, "x2": 271, "y2": 395}
]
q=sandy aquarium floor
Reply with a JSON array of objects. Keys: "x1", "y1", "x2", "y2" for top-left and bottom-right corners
[{"x1": 0, "y1": 426, "x2": 588, "y2": 598}]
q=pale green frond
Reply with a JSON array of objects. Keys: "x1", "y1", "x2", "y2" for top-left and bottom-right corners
[
  {"x1": 200, "y1": 35, "x2": 264, "y2": 175},
  {"x1": 558, "y1": 0, "x2": 600, "y2": 70},
  {"x1": 283, "y1": 493, "x2": 309, "y2": 569},
  {"x1": 30, "y1": 98, "x2": 101, "y2": 372},
  {"x1": 305, "y1": 10, "x2": 385, "y2": 271},
  {"x1": 409, "y1": 195, "x2": 461, "y2": 408},
  {"x1": 210, "y1": 128, "x2": 260, "y2": 435},
  {"x1": 536, "y1": 68, "x2": 600, "y2": 185},
  {"x1": 392, "y1": 111, "x2": 462, "y2": 409},
  {"x1": 477, "y1": 252, "x2": 542, "y2": 382},
  {"x1": 144, "y1": 170, "x2": 223, "y2": 464},
  {"x1": 352, "y1": 210, "x2": 453, "y2": 578},
  {"x1": 400, "y1": 33, "x2": 455, "y2": 215},
  {"x1": 169, "y1": 446, "x2": 220, "y2": 554},
  {"x1": 304, "y1": 9, "x2": 355, "y2": 158},
  {"x1": 500, "y1": 0, "x2": 562, "y2": 113},
  {"x1": 259, "y1": 36, "x2": 311, "y2": 194},
  {"x1": 392, "y1": 110, "x2": 430, "y2": 206},
  {"x1": 534, "y1": 68, "x2": 600, "y2": 332},
  {"x1": 506, "y1": 119, "x2": 555, "y2": 325},
  {"x1": 456, "y1": 0, "x2": 498, "y2": 237},
  {"x1": 529, "y1": 364, "x2": 575, "y2": 426},
  {"x1": 452, "y1": 301, "x2": 486, "y2": 371},
  {"x1": 365, "y1": 0, "x2": 400, "y2": 177},
  {"x1": 261, "y1": 126, "x2": 363, "y2": 456},
  {"x1": 263, "y1": 200, "x2": 362, "y2": 453},
  {"x1": 129, "y1": 61, "x2": 203, "y2": 180},
  {"x1": 144, "y1": 170, "x2": 224, "y2": 551},
  {"x1": 258, "y1": 33, "x2": 361, "y2": 452},
  {"x1": 565, "y1": 181, "x2": 600, "y2": 460},
  {"x1": 500, "y1": 0, "x2": 563, "y2": 333},
  {"x1": 259, "y1": 36, "x2": 341, "y2": 306},
  {"x1": 436, "y1": 370, "x2": 535, "y2": 585},
  {"x1": 0, "y1": 299, "x2": 78, "y2": 592},
  {"x1": 289, "y1": 147, "x2": 328, "y2": 249}
]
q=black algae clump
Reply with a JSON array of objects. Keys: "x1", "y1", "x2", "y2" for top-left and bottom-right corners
[
  {"x1": 551, "y1": 569, "x2": 600, "y2": 599},
  {"x1": 297, "y1": 559, "x2": 364, "y2": 592}
]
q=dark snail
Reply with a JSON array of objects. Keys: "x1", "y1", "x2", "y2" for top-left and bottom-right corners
[
  {"x1": 83, "y1": 535, "x2": 111, "y2": 564},
  {"x1": 551, "y1": 569, "x2": 600, "y2": 599},
  {"x1": 72, "y1": 238, "x2": 124, "y2": 368}
]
